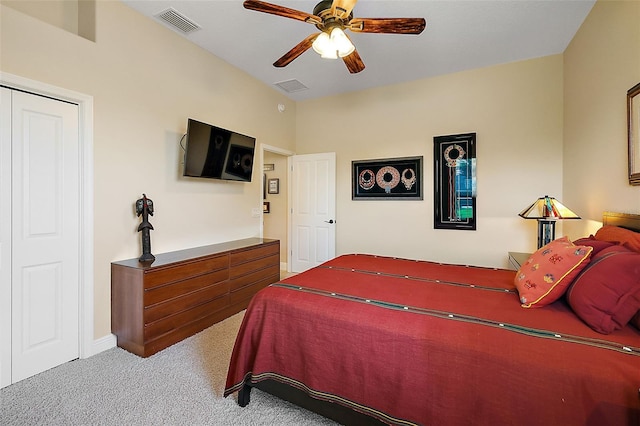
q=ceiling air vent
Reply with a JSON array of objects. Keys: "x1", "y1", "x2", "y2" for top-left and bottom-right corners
[
  {"x1": 155, "y1": 8, "x2": 201, "y2": 34},
  {"x1": 274, "y1": 79, "x2": 309, "y2": 93}
]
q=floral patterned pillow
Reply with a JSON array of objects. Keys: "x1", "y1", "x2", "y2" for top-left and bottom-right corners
[{"x1": 515, "y1": 237, "x2": 593, "y2": 308}]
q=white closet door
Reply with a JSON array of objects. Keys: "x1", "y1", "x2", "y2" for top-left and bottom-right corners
[{"x1": 8, "y1": 89, "x2": 80, "y2": 383}]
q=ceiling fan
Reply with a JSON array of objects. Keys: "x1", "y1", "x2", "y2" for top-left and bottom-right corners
[{"x1": 243, "y1": 0, "x2": 426, "y2": 74}]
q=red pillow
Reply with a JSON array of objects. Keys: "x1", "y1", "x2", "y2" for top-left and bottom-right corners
[
  {"x1": 572, "y1": 236, "x2": 615, "y2": 256},
  {"x1": 594, "y1": 225, "x2": 640, "y2": 252},
  {"x1": 566, "y1": 245, "x2": 640, "y2": 334},
  {"x1": 514, "y1": 237, "x2": 592, "y2": 308}
]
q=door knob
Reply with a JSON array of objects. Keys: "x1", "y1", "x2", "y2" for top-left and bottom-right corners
[{"x1": 325, "y1": 219, "x2": 335, "y2": 224}]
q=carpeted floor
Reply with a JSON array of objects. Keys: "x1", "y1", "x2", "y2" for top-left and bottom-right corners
[{"x1": 0, "y1": 311, "x2": 337, "y2": 425}]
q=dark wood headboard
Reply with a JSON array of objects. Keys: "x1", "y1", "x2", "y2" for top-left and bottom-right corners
[{"x1": 603, "y1": 211, "x2": 640, "y2": 232}]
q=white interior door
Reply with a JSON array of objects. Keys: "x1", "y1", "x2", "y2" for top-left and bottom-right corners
[
  {"x1": 290, "y1": 152, "x2": 336, "y2": 272},
  {"x1": 1, "y1": 88, "x2": 80, "y2": 385}
]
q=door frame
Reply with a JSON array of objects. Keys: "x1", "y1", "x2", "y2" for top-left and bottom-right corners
[
  {"x1": 0, "y1": 73, "x2": 97, "y2": 369},
  {"x1": 259, "y1": 144, "x2": 294, "y2": 272}
]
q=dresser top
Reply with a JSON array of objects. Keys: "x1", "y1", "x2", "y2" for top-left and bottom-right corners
[{"x1": 112, "y1": 237, "x2": 278, "y2": 270}]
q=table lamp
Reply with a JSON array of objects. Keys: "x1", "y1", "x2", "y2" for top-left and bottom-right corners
[{"x1": 518, "y1": 195, "x2": 580, "y2": 248}]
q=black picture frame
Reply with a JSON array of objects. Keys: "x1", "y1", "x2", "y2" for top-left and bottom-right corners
[
  {"x1": 268, "y1": 178, "x2": 280, "y2": 194},
  {"x1": 434, "y1": 133, "x2": 476, "y2": 230},
  {"x1": 352, "y1": 156, "x2": 423, "y2": 200},
  {"x1": 628, "y1": 82, "x2": 640, "y2": 185}
]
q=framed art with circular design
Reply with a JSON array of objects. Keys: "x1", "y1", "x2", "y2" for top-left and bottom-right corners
[{"x1": 352, "y1": 156, "x2": 423, "y2": 200}]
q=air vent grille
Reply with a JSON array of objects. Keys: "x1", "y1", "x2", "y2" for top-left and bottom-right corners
[
  {"x1": 274, "y1": 79, "x2": 309, "y2": 93},
  {"x1": 155, "y1": 8, "x2": 201, "y2": 34}
]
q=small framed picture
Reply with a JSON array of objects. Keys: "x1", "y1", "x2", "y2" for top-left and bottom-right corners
[
  {"x1": 263, "y1": 201, "x2": 270, "y2": 213},
  {"x1": 268, "y1": 178, "x2": 280, "y2": 194}
]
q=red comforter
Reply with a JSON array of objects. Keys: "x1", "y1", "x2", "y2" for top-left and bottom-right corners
[{"x1": 225, "y1": 254, "x2": 640, "y2": 425}]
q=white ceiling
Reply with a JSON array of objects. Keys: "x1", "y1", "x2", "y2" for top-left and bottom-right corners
[{"x1": 121, "y1": 0, "x2": 596, "y2": 102}]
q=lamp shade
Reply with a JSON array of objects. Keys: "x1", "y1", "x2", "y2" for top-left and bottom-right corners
[
  {"x1": 518, "y1": 196, "x2": 580, "y2": 220},
  {"x1": 519, "y1": 196, "x2": 580, "y2": 249}
]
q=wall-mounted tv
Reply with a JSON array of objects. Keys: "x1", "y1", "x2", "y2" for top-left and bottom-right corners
[{"x1": 183, "y1": 118, "x2": 256, "y2": 182}]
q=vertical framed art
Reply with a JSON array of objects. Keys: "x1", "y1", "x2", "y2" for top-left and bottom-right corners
[
  {"x1": 434, "y1": 133, "x2": 476, "y2": 230},
  {"x1": 628, "y1": 82, "x2": 640, "y2": 185}
]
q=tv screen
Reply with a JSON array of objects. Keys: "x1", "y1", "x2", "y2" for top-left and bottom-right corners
[{"x1": 183, "y1": 118, "x2": 256, "y2": 182}]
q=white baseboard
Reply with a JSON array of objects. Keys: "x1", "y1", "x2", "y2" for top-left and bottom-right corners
[
  {"x1": 280, "y1": 261, "x2": 287, "y2": 271},
  {"x1": 84, "y1": 333, "x2": 117, "y2": 358}
]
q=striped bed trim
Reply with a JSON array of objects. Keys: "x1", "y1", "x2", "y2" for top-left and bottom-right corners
[
  {"x1": 319, "y1": 264, "x2": 518, "y2": 294},
  {"x1": 225, "y1": 371, "x2": 419, "y2": 426},
  {"x1": 272, "y1": 282, "x2": 640, "y2": 357}
]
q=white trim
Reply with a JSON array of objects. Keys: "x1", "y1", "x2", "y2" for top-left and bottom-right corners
[
  {"x1": 260, "y1": 144, "x2": 295, "y2": 272},
  {"x1": 0, "y1": 88, "x2": 12, "y2": 388},
  {"x1": 92, "y1": 333, "x2": 117, "y2": 355},
  {"x1": 0, "y1": 73, "x2": 97, "y2": 361}
]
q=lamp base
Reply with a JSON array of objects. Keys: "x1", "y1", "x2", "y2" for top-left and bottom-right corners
[{"x1": 537, "y1": 220, "x2": 557, "y2": 249}]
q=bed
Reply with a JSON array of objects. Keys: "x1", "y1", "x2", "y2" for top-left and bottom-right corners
[{"x1": 224, "y1": 212, "x2": 640, "y2": 425}]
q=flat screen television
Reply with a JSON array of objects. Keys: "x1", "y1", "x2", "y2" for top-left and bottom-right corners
[{"x1": 183, "y1": 118, "x2": 256, "y2": 182}]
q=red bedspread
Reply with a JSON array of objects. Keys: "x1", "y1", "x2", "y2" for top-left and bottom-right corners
[{"x1": 224, "y1": 254, "x2": 640, "y2": 425}]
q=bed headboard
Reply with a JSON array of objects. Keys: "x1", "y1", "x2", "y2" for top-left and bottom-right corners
[{"x1": 603, "y1": 211, "x2": 640, "y2": 232}]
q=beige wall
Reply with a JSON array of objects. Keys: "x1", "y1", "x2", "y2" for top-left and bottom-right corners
[
  {"x1": 563, "y1": 0, "x2": 640, "y2": 238},
  {"x1": 2, "y1": 0, "x2": 79, "y2": 35},
  {"x1": 296, "y1": 55, "x2": 564, "y2": 266},
  {"x1": 263, "y1": 152, "x2": 288, "y2": 266},
  {"x1": 1, "y1": 1, "x2": 296, "y2": 339}
]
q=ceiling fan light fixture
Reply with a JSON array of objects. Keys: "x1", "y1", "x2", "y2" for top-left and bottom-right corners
[
  {"x1": 330, "y1": 27, "x2": 355, "y2": 57},
  {"x1": 312, "y1": 32, "x2": 338, "y2": 59},
  {"x1": 312, "y1": 27, "x2": 354, "y2": 59}
]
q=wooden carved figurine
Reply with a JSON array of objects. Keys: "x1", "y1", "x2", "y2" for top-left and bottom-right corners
[{"x1": 136, "y1": 193, "x2": 155, "y2": 263}]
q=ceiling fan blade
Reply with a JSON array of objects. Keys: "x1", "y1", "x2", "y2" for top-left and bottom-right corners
[
  {"x1": 331, "y1": 0, "x2": 358, "y2": 20},
  {"x1": 349, "y1": 18, "x2": 426, "y2": 34},
  {"x1": 342, "y1": 49, "x2": 365, "y2": 74},
  {"x1": 273, "y1": 33, "x2": 319, "y2": 68},
  {"x1": 243, "y1": 0, "x2": 322, "y2": 25}
]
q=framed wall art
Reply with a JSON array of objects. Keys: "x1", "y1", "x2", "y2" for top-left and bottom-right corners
[
  {"x1": 434, "y1": 133, "x2": 476, "y2": 230},
  {"x1": 352, "y1": 156, "x2": 423, "y2": 200},
  {"x1": 268, "y1": 178, "x2": 280, "y2": 194},
  {"x1": 628, "y1": 82, "x2": 640, "y2": 185}
]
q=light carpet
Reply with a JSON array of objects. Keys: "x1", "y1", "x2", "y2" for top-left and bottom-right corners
[{"x1": 0, "y1": 311, "x2": 337, "y2": 425}]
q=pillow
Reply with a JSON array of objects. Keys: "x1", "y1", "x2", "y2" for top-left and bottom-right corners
[
  {"x1": 566, "y1": 245, "x2": 640, "y2": 334},
  {"x1": 594, "y1": 225, "x2": 640, "y2": 253},
  {"x1": 514, "y1": 237, "x2": 592, "y2": 308},
  {"x1": 572, "y1": 236, "x2": 615, "y2": 256}
]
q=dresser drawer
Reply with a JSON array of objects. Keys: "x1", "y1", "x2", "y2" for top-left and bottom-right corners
[
  {"x1": 230, "y1": 242, "x2": 279, "y2": 266},
  {"x1": 230, "y1": 263, "x2": 280, "y2": 292},
  {"x1": 143, "y1": 254, "x2": 228, "y2": 289},
  {"x1": 143, "y1": 295, "x2": 229, "y2": 340},
  {"x1": 229, "y1": 274, "x2": 279, "y2": 306},
  {"x1": 144, "y1": 281, "x2": 230, "y2": 323},
  {"x1": 230, "y1": 253, "x2": 279, "y2": 279},
  {"x1": 144, "y1": 269, "x2": 228, "y2": 306}
]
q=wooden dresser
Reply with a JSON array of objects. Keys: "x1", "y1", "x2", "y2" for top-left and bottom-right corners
[{"x1": 111, "y1": 238, "x2": 280, "y2": 357}]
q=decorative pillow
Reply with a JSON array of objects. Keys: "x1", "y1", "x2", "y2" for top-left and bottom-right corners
[
  {"x1": 566, "y1": 245, "x2": 640, "y2": 334},
  {"x1": 572, "y1": 236, "x2": 615, "y2": 256},
  {"x1": 594, "y1": 225, "x2": 640, "y2": 253},
  {"x1": 514, "y1": 237, "x2": 592, "y2": 308}
]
